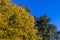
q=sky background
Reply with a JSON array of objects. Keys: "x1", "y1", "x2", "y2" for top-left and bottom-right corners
[{"x1": 11, "y1": 0, "x2": 60, "y2": 31}]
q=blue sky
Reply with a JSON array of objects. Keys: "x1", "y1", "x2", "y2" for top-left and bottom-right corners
[{"x1": 11, "y1": 0, "x2": 60, "y2": 31}]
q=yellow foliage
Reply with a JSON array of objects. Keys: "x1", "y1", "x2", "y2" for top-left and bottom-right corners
[{"x1": 0, "y1": 0, "x2": 42, "y2": 40}]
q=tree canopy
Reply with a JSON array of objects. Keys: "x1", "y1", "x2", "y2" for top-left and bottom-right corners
[{"x1": 0, "y1": 0, "x2": 42, "y2": 40}]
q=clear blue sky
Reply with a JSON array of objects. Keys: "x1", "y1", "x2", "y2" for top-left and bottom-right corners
[{"x1": 11, "y1": 0, "x2": 60, "y2": 31}]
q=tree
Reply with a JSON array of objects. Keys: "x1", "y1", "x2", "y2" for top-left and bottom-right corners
[
  {"x1": 0, "y1": 0, "x2": 42, "y2": 40},
  {"x1": 34, "y1": 15, "x2": 58, "y2": 40}
]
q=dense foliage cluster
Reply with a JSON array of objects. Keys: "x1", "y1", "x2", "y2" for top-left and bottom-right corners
[
  {"x1": 0, "y1": 0, "x2": 42, "y2": 40},
  {"x1": 35, "y1": 15, "x2": 60, "y2": 40}
]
